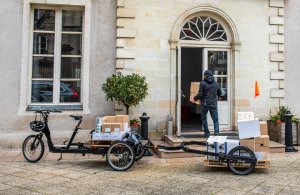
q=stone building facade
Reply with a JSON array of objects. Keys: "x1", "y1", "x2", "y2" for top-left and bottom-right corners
[{"x1": 0, "y1": 0, "x2": 298, "y2": 146}]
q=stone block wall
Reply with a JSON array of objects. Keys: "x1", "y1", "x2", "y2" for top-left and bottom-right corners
[{"x1": 115, "y1": 0, "x2": 283, "y2": 134}]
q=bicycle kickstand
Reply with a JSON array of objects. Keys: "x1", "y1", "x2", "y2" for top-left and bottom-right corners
[{"x1": 57, "y1": 153, "x2": 63, "y2": 161}]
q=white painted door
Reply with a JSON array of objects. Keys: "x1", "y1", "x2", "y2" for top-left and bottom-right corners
[{"x1": 203, "y1": 48, "x2": 231, "y2": 130}]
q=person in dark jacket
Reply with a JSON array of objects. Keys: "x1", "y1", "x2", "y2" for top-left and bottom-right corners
[{"x1": 193, "y1": 70, "x2": 221, "y2": 137}]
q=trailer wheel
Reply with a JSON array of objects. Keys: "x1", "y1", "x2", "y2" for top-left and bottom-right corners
[
  {"x1": 106, "y1": 141, "x2": 135, "y2": 171},
  {"x1": 227, "y1": 146, "x2": 256, "y2": 175}
]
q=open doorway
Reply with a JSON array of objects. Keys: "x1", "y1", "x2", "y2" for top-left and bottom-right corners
[{"x1": 181, "y1": 47, "x2": 203, "y2": 132}]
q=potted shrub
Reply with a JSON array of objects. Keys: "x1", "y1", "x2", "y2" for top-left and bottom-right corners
[
  {"x1": 130, "y1": 118, "x2": 141, "y2": 132},
  {"x1": 268, "y1": 106, "x2": 300, "y2": 145},
  {"x1": 102, "y1": 72, "x2": 148, "y2": 115}
]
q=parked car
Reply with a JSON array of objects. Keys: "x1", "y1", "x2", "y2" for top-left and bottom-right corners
[{"x1": 31, "y1": 81, "x2": 80, "y2": 103}]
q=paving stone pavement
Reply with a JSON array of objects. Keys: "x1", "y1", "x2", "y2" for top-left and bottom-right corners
[{"x1": 0, "y1": 148, "x2": 300, "y2": 195}]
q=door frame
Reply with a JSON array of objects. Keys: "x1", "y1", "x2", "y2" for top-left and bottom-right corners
[{"x1": 176, "y1": 43, "x2": 232, "y2": 136}]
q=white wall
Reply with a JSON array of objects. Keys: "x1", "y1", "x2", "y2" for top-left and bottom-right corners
[{"x1": 285, "y1": 0, "x2": 300, "y2": 117}]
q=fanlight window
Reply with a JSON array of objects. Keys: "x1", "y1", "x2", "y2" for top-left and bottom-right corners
[{"x1": 180, "y1": 16, "x2": 227, "y2": 41}]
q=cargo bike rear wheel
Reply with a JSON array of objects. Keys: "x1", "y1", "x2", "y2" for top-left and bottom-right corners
[
  {"x1": 106, "y1": 141, "x2": 135, "y2": 171},
  {"x1": 226, "y1": 146, "x2": 257, "y2": 175}
]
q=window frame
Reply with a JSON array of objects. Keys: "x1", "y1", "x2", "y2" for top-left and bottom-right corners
[{"x1": 28, "y1": 5, "x2": 85, "y2": 109}]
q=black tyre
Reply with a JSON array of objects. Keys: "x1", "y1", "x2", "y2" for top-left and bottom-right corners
[
  {"x1": 135, "y1": 146, "x2": 146, "y2": 161},
  {"x1": 227, "y1": 146, "x2": 256, "y2": 175},
  {"x1": 106, "y1": 141, "x2": 135, "y2": 171},
  {"x1": 22, "y1": 135, "x2": 45, "y2": 163}
]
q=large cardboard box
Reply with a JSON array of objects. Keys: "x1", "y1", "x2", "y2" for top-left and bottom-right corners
[
  {"x1": 237, "y1": 119, "x2": 261, "y2": 139},
  {"x1": 116, "y1": 115, "x2": 130, "y2": 124},
  {"x1": 190, "y1": 82, "x2": 201, "y2": 105},
  {"x1": 259, "y1": 121, "x2": 268, "y2": 135},
  {"x1": 255, "y1": 144, "x2": 270, "y2": 153},
  {"x1": 102, "y1": 123, "x2": 111, "y2": 133},
  {"x1": 240, "y1": 138, "x2": 255, "y2": 151},
  {"x1": 111, "y1": 123, "x2": 121, "y2": 132},
  {"x1": 255, "y1": 135, "x2": 269, "y2": 147},
  {"x1": 103, "y1": 116, "x2": 115, "y2": 123}
]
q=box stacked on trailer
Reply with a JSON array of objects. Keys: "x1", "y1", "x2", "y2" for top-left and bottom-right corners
[{"x1": 92, "y1": 115, "x2": 130, "y2": 140}]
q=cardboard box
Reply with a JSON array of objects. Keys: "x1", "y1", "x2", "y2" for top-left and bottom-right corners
[
  {"x1": 240, "y1": 138, "x2": 255, "y2": 151},
  {"x1": 259, "y1": 121, "x2": 268, "y2": 135},
  {"x1": 237, "y1": 119, "x2": 261, "y2": 139},
  {"x1": 103, "y1": 116, "x2": 115, "y2": 123},
  {"x1": 190, "y1": 82, "x2": 201, "y2": 105},
  {"x1": 116, "y1": 115, "x2": 130, "y2": 124},
  {"x1": 110, "y1": 123, "x2": 121, "y2": 132},
  {"x1": 190, "y1": 82, "x2": 200, "y2": 93},
  {"x1": 102, "y1": 123, "x2": 111, "y2": 133},
  {"x1": 190, "y1": 92, "x2": 201, "y2": 104},
  {"x1": 255, "y1": 135, "x2": 270, "y2": 147},
  {"x1": 255, "y1": 144, "x2": 270, "y2": 153}
]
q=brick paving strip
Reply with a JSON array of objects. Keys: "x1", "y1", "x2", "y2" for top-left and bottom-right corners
[{"x1": 0, "y1": 148, "x2": 299, "y2": 194}]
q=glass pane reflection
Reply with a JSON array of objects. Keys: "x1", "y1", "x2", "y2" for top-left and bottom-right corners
[
  {"x1": 60, "y1": 81, "x2": 81, "y2": 102},
  {"x1": 34, "y1": 9, "x2": 55, "y2": 31},
  {"x1": 31, "y1": 81, "x2": 53, "y2": 103},
  {"x1": 216, "y1": 77, "x2": 227, "y2": 101},
  {"x1": 61, "y1": 34, "x2": 82, "y2": 55},
  {"x1": 61, "y1": 57, "x2": 81, "y2": 79},
  {"x1": 32, "y1": 57, "x2": 54, "y2": 78},
  {"x1": 208, "y1": 51, "x2": 227, "y2": 75},
  {"x1": 33, "y1": 33, "x2": 55, "y2": 54},
  {"x1": 62, "y1": 10, "x2": 83, "y2": 32}
]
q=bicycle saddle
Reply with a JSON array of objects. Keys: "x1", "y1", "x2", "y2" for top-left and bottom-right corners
[{"x1": 69, "y1": 115, "x2": 83, "y2": 120}]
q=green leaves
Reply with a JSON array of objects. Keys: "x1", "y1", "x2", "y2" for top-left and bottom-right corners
[
  {"x1": 102, "y1": 72, "x2": 148, "y2": 114},
  {"x1": 270, "y1": 106, "x2": 299, "y2": 123}
]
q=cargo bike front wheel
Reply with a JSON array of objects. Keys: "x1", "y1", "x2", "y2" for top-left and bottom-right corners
[{"x1": 106, "y1": 141, "x2": 135, "y2": 171}]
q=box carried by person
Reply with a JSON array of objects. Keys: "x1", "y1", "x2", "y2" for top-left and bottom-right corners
[{"x1": 190, "y1": 82, "x2": 201, "y2": 105}]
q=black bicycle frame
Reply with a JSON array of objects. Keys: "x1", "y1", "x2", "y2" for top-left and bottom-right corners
[{"x1": 157, "y1": 141, "x2": 257, "y2": 163}]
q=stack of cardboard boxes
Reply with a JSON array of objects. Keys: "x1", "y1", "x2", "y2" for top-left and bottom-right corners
[
  {"x1": 92, "y1": 115, "x2": 130, "y2": 140},
  {"x1": 238, "y1": 112, "x2": 270, "y2": 161},
  {"x1": 206, "y1": 112, "x2": 270, "y2": 161},
  {"x1": 190, "y1": 82, "x2": 201, "y2": 104}
]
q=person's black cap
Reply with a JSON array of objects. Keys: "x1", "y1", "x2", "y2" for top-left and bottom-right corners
[{"x1": 204, "y1": 70, "x2": 213, "y2": 76}]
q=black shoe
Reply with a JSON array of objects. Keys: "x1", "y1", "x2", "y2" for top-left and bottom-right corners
[{"x1": 214, "y1": 133, "x2": 219, "y2": 136}]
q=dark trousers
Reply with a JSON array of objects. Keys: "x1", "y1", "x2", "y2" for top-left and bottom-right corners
[{"x1": 201, "y1": 105, "x2": 219, "y2": 135}]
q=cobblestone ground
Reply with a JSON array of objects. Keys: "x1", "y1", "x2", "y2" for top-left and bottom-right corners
[{"x1": 0, "y1": 148, "x2": 300, "y2": 195}]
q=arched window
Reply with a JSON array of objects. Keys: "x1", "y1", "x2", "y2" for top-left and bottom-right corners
[{"x1": 180, "y1": 16, "x2": 227, "y2": 41}]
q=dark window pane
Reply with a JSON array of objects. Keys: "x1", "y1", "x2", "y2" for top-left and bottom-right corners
[
  {"x1": 62, "y1": 10, "x2": 83, "y2": 32},
  {"x1": 60, "y1": 81, "x2": 81, "y2": 102},
  {"x1": 61, "y1": 34, "x2": 82, "y2": 55},
  {"x1": 32, "y1": 57, "x2": 54, "y2": 78},
  {"x1": 31, "y1": 81, "x2": 53, "y2": 103},
  {"x1": 208, "y1": 51, "x2": 227, "y2": 75},
  {"x1": 34, "y1": 9, "x2": 55, "y2": 31},
  {"x1": 33, "y1": 33, "x2": 55, "y2": 54},
  {"x1": 61, "y1": 57, "x2": 81, "y2": 79},
  {"x1": 216, "y1": 77, "x2": 227, "y2": 101}
]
